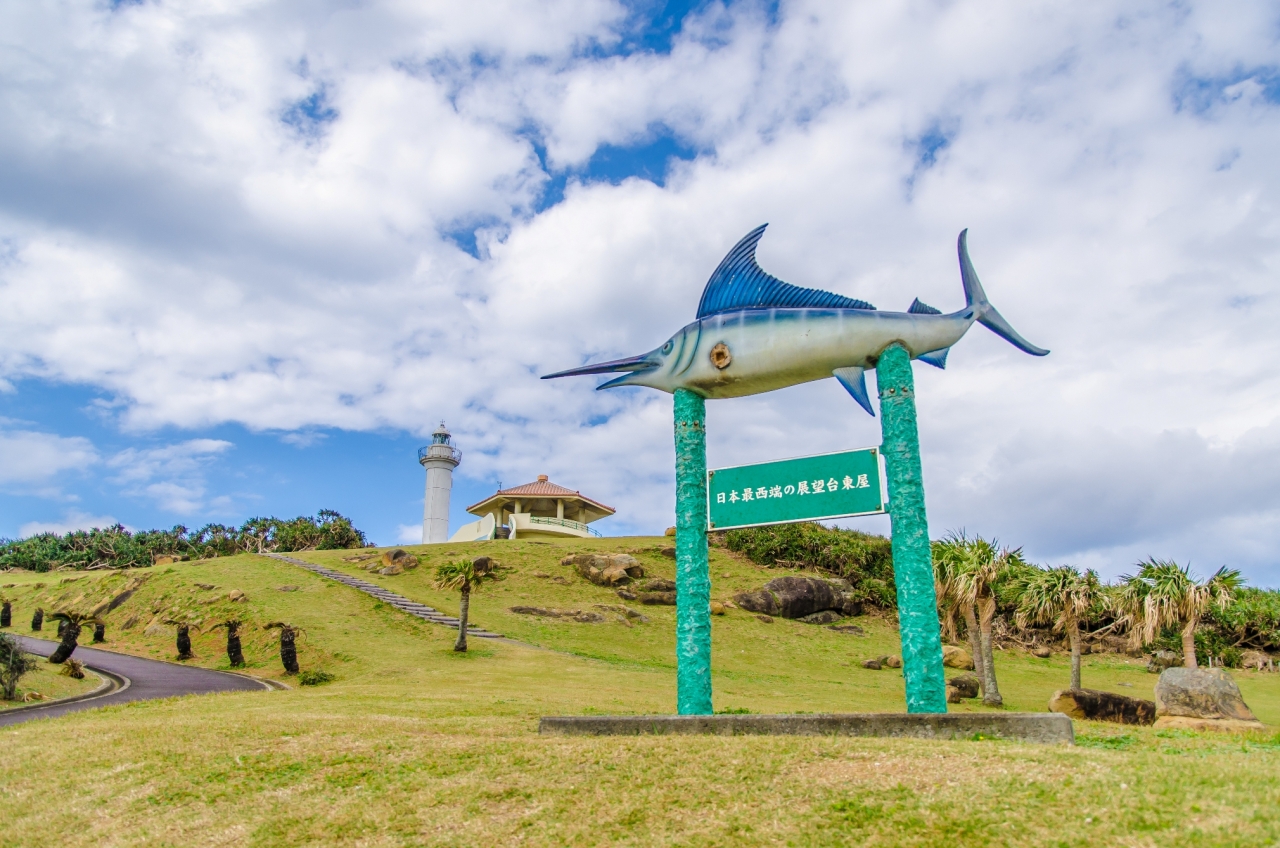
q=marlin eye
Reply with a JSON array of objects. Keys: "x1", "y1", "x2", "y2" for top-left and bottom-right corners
[{"x1": 662, "y1": 340, "x2": 674, "y2": 354}]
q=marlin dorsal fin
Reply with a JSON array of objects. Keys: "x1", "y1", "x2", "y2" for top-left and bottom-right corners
[
  {"x1": 908, "y1": 298, "x2": 941, "y2": 315},
  {"x1": 696, "y1": 225, "x2": 876, "y2": 319}
]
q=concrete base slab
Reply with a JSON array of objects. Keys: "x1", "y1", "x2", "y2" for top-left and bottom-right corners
[{"x1": 539, "y1": 712, "x2": 1074, "y2": 744}]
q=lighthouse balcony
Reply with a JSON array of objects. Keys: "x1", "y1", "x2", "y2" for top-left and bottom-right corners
[{"x1": 418, "y1": 445, "x2": 462, "y2": 464}]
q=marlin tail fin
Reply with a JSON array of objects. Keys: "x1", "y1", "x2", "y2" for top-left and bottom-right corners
[{"x1": 958, "y1": 229, "x2": 1049, "y2": 357}]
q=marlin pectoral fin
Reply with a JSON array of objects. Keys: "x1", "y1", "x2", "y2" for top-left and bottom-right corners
[
  {"x1": 541, "y1": 353, "x2": 654, "y2": 380},
  {"x1": 917, "y1": 348, "x2": 949, "y2": 369},
  {"x1": 833, "y1": 366, "x2": 875, "y2": 416}
]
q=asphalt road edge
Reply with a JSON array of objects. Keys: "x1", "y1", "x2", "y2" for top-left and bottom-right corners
[{"x1": 1, "y1": 666, "x2": 129, "y2": 717}]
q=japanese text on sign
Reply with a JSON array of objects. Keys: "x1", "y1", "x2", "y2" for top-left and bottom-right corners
[{"x1": 707, "y1": 447, "x2": 884, "y2": 531}]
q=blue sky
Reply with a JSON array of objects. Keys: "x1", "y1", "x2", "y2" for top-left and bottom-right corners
[{"x1": 2, "y1": 1, "x2": 1279, "y2": 583}]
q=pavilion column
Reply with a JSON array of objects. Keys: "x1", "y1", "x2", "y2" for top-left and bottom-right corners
[{"x1": 557, "y1": 500, "x2": 565, "y2": 519}]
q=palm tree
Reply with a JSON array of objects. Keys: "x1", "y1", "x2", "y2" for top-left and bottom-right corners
[
  {"x1": 933, "y1": 535, "x2": 985, "y2": 692},
  {"x1": 263, "y1": 622, "x2": 303, "y2": 674},
  {"x1": 46, "y1": 611, "x2": 104, "y2": 664},
  {"x1": 211, "y1": 620, "x2": 246, "y2": 668},
  {"x1": 433, "y1": 557, "x2": 501, "y2": 652},
  {"x1": 1015, "y1": 565, "x2": 1101, "y2": 690},
  {"x1": 163, "y1": 619, "x2": 199, "y2": 661},
  {"x1": 946, "y1": 533, "x2": 1026, "y2": 707},
  {"x1": 0, "y1": 633, "x2": 38, "y2": 701},
  {"x1": 1117, "y1": 559, "x2": 1241, "y2": 668}
]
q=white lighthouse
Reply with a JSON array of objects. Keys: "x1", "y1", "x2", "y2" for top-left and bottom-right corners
[{"x1": 419, "y1": 422, "x2": 461, "y2": 544}]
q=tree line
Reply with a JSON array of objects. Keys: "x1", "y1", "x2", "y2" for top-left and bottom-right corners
[
  {"x1": 722, "y1": 523, "x2": 1280, "y2": 697},
  {"x1": 0, "y1": 510, "x2": 370, "y2": 572}
]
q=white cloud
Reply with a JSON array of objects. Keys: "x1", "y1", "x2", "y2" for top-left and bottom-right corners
[
  {"x1": 1, "y1": 2, "x2": 1279, "y2": 579},
  {"x1": 19, "y1": 511, "x2": 121, "y2": 539},
  {"x1": 0, "y1": 427, "x2": 98, "y2": 486},
  {"x1": 396, "y1": 523, "x2": 423, "y2": 544},
  {"x1": 107, "y1": 439, "x2": 234, "y2": 514}
]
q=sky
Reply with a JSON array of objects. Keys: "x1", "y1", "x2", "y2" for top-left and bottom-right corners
[{"x1": 1, "y1": 1, "x2": 1279, "y2": 585}]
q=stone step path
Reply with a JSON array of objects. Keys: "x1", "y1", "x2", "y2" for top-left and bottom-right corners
[{"x1": 261, "y1": 553, "x2": 503, "y2": 639}]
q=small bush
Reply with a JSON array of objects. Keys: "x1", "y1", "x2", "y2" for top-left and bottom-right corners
[
  {"x1": 60, "y1": 658, "x2": 86, "y2": 680},
  {"x1": 297, "y1": 669, "x2": 335, "y2": 686}
]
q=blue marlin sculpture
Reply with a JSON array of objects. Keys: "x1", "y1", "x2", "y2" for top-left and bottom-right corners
[{"x1": 542, "y1": 226, "x2": 1048, "y2": 414}]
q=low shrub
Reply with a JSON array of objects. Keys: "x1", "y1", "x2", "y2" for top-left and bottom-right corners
[
  {"x1": 721, "y1": 523, "x2": 896, "y2": 608},
  {"x1": 297, "y1": 669, "x2": 335, "y2": 686}
]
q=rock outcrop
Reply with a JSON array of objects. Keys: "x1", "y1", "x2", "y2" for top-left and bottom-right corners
[
  {"x1": 562, "y1": 553, "x2": 645, "y2": 587},
  {"x1": 732, "y1": 576, "x2": 860, "y2": 620},
  {"x1": 379, "y1": 549, "x2": 419, "y2": 574},
  {"x1": 1154, "y1": 667, "x2": 1264, "y2": 731},
  {"x1": 1147, "y1": 649, "x2": 1179, "y2": 673},
  {"x1": 1049, "y1": 688, "x2": 1156, "y2": 725},
  {"x1": 509, "y1": 606, "x2": 606, "y2": 623},
  {"x1": 947, "y1": 674, "x2": 980, "y2": 701}
]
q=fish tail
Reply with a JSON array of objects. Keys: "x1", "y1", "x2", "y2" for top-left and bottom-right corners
[{"x1": 958, "y1": 229, "x2": 1049, "y2": 357}]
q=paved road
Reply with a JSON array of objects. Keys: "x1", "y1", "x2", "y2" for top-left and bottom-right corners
[{"x1": 1, "y1": 636, "x2": 274, "y2": 727}]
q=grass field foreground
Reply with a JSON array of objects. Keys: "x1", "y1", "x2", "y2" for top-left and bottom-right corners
[{"x1": 1, "y1": 540, "x2": 1279, "y2": 845}]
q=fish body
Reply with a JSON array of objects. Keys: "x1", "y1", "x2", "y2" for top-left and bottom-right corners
[{"x1": 543, "y1": 226, "x2": 1047, "y2": 415}]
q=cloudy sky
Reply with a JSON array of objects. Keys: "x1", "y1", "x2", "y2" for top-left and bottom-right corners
[{"x1": 1, "y1": 1, "x2": 1278, "y2": 584}]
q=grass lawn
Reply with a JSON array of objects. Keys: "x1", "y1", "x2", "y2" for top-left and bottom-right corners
[{"x1": 2, "y1": 539, "x2": 1280, "y2": 846}]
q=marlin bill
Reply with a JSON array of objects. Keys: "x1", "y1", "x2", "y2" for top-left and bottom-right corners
[{"x1": 542, "y1": 226, "x2": 1048, "y2": 416}]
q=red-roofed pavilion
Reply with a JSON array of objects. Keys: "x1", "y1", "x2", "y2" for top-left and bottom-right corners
[{"x1": 447, "y1": 475, "x2": 615, "y2": 541}]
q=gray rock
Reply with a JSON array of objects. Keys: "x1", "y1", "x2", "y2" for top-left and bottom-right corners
[
  {"x1": 1147, "y1": 649, "x2": 1180, "y2": 674},
  {"x1": 1049, "y1": 688, "x2": 1155, "y2": 725},
  {"x1": 562, "y1": 553, "x2": 645, "y2": 587},
  {"x1": 862, "y1": 656, "x2": 886, "y2": 670},
  {"x1": 883, "y1": 655, "x2": 902, "y2": 669},
  {"x1": 732, "y1": 576, "x2": 860, "y2": 620},
  {"x1": 828, "y1": 624, "x2": 865, "y2": 636},
  {"x1": 948, "y1": 674, "x2": 980, "y2": 700},
  {"x1": 1154, "y1": 667, "x2": 1258, "y2": 722},
  {"x1": 638, "y1": 591, "x2": 676, "y2": 606},
  {"x1": 640, "y1": 578, "x2": 675, "y2": 592},
  {"x1": 798, "y1": 610, "x2": 844, "y2": 625}
]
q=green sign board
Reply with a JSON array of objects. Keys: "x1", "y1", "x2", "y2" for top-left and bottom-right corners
[{"x1": 707, "y1": 447, "x2": 885, "y2": 531}]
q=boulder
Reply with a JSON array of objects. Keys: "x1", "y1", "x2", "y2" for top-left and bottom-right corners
[
  {"x1": 562, "y1": 554, "x2": 645, "y2": 587},
  {"x1": 946, "y1": 685, "x2": 965, "y2": 704},
  {"x1": 664, "y1": 526, "x2": 676, "y2": 537},
  {"x1": 948, "y1": 674, "x2": 981, "y2": 700},
  {"x1": 640, "y1": 578, "x2": 675, "y2": 592},
  {"x1": 942, "y1": 645, "x2": 974, "y2": 670},
  {"x1": 616, "y1": 589, "x2": 638, "y2": 601},
  {"x1": 659, "y1": 547, "x2": 676, "y2": 559},
  {"x1": 378, "y1": 564, "x2": 404, "y2": 576},
  {"x1": 380, "y1": 549, "x2": 419, "y2": 570},
  {"x1": 1031, "y1": 646, "x2": 1052, "y2": 659},
  {"x1": 639, "y1": 592, "x2": 676, "y2": 606},
  {"x1": 1241, "y1": 650, "x2": 1272, "y2": 671},
  {"x1": 862, "y1": 657, "x2": 886, "y2": 670},
  {"x1": 798, "y1": 610, "x2": 844, "y2": 625},
  {"x1": 756, "y1": 615, "x2": 774, "y2": 624},
  {"x1": 883, "y1": 655, "x2": 902, "y2": 669},
  {"x1": 828, "y1": 624, "x2": 865, "y2": 635},
  {"x1": 1049, "y1": 688, "x2": 1156, "y2": 725},
  {"x1": 709, "y1": 602, "x2": 726, "y2": 615},
  {"x1": 227, "y1": 590, "x2": 246, "y2": 602},
  {"x1": 732, "y1": 576, "x2": 860, "y2": 620},
  {"x1": 1154, "y1": 667, "x2": 1262, "y2": 729},
  {"x1": 1147, "y1": 649, "x2": 1179, "y2": 674},
  {"x1": 509, "y1": 606, "x2": 606, "y2": 624}
]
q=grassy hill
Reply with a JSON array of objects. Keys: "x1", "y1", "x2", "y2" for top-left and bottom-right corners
[{"x1": 2, "y1": 538, "x2": 1280, "y2": 846}]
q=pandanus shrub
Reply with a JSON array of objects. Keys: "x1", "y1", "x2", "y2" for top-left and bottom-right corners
[
  {"x1": 47, "y1": 611, "x2": 103, "y2": 664},
  {"x1": 264, "y1": 622, "x2": 303, "y2": 674},
  {"x1": 0, "y1": 633, "x2": 38, "y2": 701},
  {"x1": 1117, "y1": 560, "x2": 1242, "y2": 668},
  {"x1": 1016, "y1": 565, "x2": 1101, "y2": 690},
  {"x1": 433, "y1": 557, "x2": 501, "y2": 652},
  {"x1": 211, "y1": 620, "x2": 245, "y2": 667},
  {"x1": 163, "y1": 619, "x2": 198, "y2": 660}
]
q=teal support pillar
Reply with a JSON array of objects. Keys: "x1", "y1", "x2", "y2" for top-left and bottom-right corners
[
  {"x1": 673, "y1": 388, "x2": 713, "y2": 715},
  {"x1": 876, "y1": 343, "x2": 947, "y2": 714}
]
